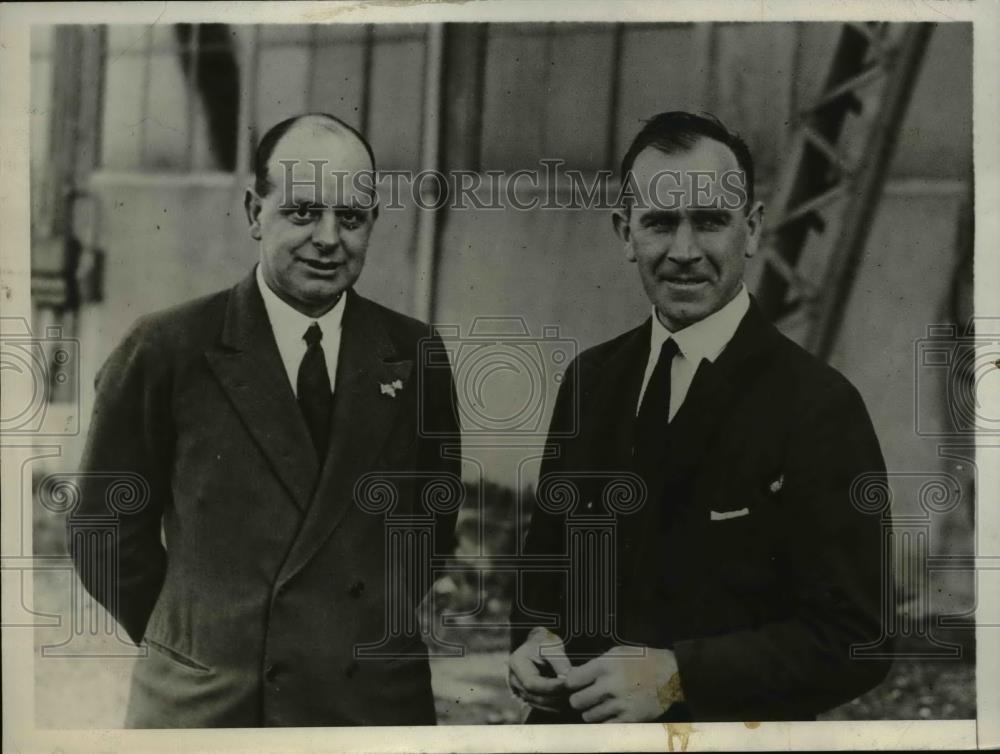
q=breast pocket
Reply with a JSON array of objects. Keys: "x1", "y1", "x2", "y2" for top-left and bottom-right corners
[
  {"x1": 710, "y1": 506, "x2": 751, "y2": 522},
  {"x1": 704, "y1": 508, "x2": 761, "y2": 558},
  {"x1": 700, "y1": 474, "x2": 782, "y2": 585}
]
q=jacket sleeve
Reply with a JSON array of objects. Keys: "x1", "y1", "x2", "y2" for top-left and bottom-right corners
[
  {"x1": 68, "y1": 317, "x2": 173, "y2": 645},
  {"x1": 509, "y1": 357, "x2": 579, "y2": 651},
  {"x1": 673, "y1": 382, "x2": 893, "y2": 720}
]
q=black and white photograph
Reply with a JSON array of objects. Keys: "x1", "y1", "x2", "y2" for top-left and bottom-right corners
[{"x1": 1, "y1": 1, "x2": 997, "y2": 751}]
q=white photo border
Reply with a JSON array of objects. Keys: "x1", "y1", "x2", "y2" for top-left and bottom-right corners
[{"x1": 1, "y1": 1, "x2": 996, "y2": 751}]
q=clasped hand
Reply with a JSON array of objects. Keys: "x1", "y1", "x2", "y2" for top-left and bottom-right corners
[{"x1": 508, "y1": 627, "x2": 683, "y2": 722}]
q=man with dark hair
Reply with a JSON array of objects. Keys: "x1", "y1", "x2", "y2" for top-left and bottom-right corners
[
  {"x1": 619, "y1": 110, "x2": 757, "y2": 209},
  {"x1": 71, "y1": 113, "x2": 460, "y2": 727},
  {"x1": 509, "y1": 111, "x2": 890, "y2": 722}
]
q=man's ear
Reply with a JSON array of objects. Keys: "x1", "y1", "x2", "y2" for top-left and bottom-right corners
[
  {"x1": 743, "y1": 201, "x2": 764, "y2": 259},
  {"x1": 244, "y1": 188, "x2": 263, "y2": 241},
  {"x1": 612, "y1": 208, "x2": 636, "y2": 262}
]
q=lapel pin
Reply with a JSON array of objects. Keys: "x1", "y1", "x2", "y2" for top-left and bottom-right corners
[
  {"x1": 380, "y1": 379, "x2": 404, "y2": 398},
  {"x1": 769, "y1": 474, "x2": 785, "y2": 494}
]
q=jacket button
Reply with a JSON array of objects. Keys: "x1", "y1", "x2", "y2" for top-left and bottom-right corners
[
  {"x1": 265, "y1": 663, "x2": 277, "y2": 681},
  {"x1": 348, "y1": 580, "x2": 365, "y2": 598}
]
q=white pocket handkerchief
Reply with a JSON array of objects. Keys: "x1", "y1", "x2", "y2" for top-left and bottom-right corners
[{"x1": 710, "y1": 507, "x2": 750, "y2": 521}]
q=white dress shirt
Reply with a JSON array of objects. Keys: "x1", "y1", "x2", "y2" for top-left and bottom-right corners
[
  {"x1": 636, "y1": 285, "x2": 750, "y2": 420},
  {"x1": 256, "y1": 265, "x2": 346, "y2": 398}
]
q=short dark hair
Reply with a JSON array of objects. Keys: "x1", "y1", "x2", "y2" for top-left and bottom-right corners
[
  {"x1": 619, "y1": 111, "x2": 755, "y2": 210},
  {"x1": 253, "y1": 112, "x2": 377, "y2": 197}
]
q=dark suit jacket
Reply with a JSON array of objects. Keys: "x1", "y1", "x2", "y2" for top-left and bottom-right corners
[
  {"x1": 513, "y1": 298, "x2": 892, "y2": 722},
  {"x1": 70, "y1": 270, "x2": 460, "y2": 727}
]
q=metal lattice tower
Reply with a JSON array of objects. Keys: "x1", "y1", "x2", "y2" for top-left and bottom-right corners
[{"x1": 749, "y1": 23, "x2": 934, "y2": 359}]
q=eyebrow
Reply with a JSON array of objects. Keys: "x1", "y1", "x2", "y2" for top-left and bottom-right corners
[
  {"x1": 688, "y1": 208, "x2": 732, "y2": 220},
  {"x1": 638, "y1": 209, "x2": 681, "y2": 222},
  {"x1": 279, "y1": 197, "x2": 372, "y2": 211},
  {"x1": 638, "y1": 207, "x2": 732, "y2": 220}
]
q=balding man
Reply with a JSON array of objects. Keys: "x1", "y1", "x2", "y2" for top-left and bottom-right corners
[{"x1": 70, "y1": 113, "x2": 460, "y2": 727}]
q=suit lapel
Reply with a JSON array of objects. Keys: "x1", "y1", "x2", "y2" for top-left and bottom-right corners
[
  {"x1": 660, "y1": 297, "x2": 783, "y2": 491},
  {"x1": 567, "y1": 322, "x2": 651, "y2": 573},
  {"x1": 205, "y1": 271, "x2": 318, "y2": 511},
  {"x1": 571, "y1": 321, "x2": 650, "y2": 481},
  {"x1": 276, "y1": 290, "x2": 413, "y2": 586}
]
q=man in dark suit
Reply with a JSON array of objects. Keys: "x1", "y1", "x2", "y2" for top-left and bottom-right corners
[
  {"x1": 70, "y1": 113, "x2": 460, "y2": 727},
  {"x1": 508, "y1": 112, "x2": 891, "y2": 722}
]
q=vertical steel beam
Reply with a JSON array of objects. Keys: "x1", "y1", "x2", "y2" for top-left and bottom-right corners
[
  {"x1": 359, "y1": 24, "x2": 375, "y2": 135},
  {"x1": 604, "y1": 23, "x2": 625, "y2": 170},
  {"x1": 235, "y1": 26, "x2": 260, "y2": 177},
  {"x1": 412, "y1": 24, "x2": 445, "y2": 322}
]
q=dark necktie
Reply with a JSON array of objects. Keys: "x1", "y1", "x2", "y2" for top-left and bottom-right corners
[
  {"x1": 298, "y1": 322, "x2": 332, "y2": 457},
  {"x1": 634, "y1": 337, "x2": 680, "y2": 471},
  {"x1": 633, "y1": 337, "x2": 681, "y2": 577}
]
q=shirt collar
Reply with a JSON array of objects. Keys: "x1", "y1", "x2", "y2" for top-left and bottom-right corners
[
  {"x1": 649, "y1": 284, "x2": 750, "y2": 363},
  {"x1": 255, "y1": 264, "x2": 346, "y2": 343}
]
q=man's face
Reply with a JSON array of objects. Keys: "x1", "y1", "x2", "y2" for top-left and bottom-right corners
[
  {"x1": 245, "y1": 122, "x2": 377, "y2": 317},
  {"x1": 613, "y1": 139, "x2": 763, "y2": 331}
]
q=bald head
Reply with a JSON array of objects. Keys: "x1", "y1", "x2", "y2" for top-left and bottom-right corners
[
  {"x1": 244, "y1": 113, "x2": 379, "y2": 318},
  {"x1": 253, "y1": 113, "x2": 376, "y2": 197}
]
